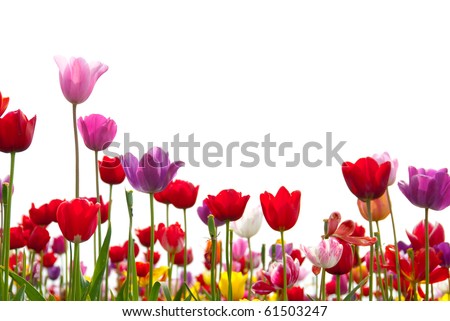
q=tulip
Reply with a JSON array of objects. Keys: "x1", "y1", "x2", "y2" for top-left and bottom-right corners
[
  {"x1": 372, "y1": 152, "x2": 399, "y2": 186},
  {"x1": 136, "y1": 262, "x2": 150, "y2": 278},
  {"x1": 85, "y1": 196, "x2": 109, "y2": 223},
  {"x1": 165, "y1": 180, "x2": 199, "y2": 209},
  {"x1": 398, "y1": 166, "x2": 450, "y2": 300},
  {"x1": 123, "y1": 240, "x2": 140, "y2": 259},
  {"x1": 232, "y1": 205, "x2": 263, "y2": 239},
  {"x1": 325, "y1": 239, "x2": 353, "y2": 276},
  {"x1": 29, "y1": 199, "x2": 64, "y2": 226},
  {"x1": 158, "y1": 222, "x2": 185, "y2": 255},
  {"x1": 47, "y1": 266, "x2": 61, "y2": 281},
  {"x1": 204, "y1": 239, "x2": 222, "y2": 268},
  {"x1": 205, "y1": 189, "x2": 250, "y2": 222},
  {"x1": 0, "y1": 109, "x2": 37, "y2": 153},
  {"x1": 301, "y1": 237, "x2": 344, "y2": 269},
  {"x1": 197, "y1": 200, "x2": 225, "y2": 227},
  {"x1": 54, "y1": 56, "x2": 108, "y2": 105},
  {"x1": 51, "y1": 235, "x2": 66, "y2": 255},
  {"x1": 43, "y1": 252, "x2": 57, "y2": 268},
  {"x1": 135, "y1": 226, "x2": 159, "y2": 248},
  {"x1": 154, "y1": 186, "x2": 172, "y2": 204},
  {"x1": 77, "y1": 114, "x2": 117, "y2": 152},
  {"x1": 109, "y1": 246, "x2": 126, "y2": 263},
  {"x1": 98, "y1": 156, "x2": 126, "y2": 185},
  {"x1": 357, "y1": 192, "x2": 390, "y2": 222},
  {"x1": 406, "y1": 220, "x2": 445, "y2": 251},
  {"x1": 0, "y1": 91, "x2": 9, "y2": 117},
  {"x1": 174, "y1": 248, "x2": 193, "y2": 266},
  {"x1": 27, "y1": 226, "x2": 50, "y2": 253},
  {"x1": 287, "y1": 286, "x2": 306, "y2": 301},
  {"x1": 435, "y1": 242, "x2": 450, "y2": 268},
  {"x1": 218, "y1": 271, "x2": 247, "y2": 301},
  {"x1": 9, "y1": 227, "x2": 26, "y2": 250},
  {"x1": 56, "y1": 199, "x2": 100, "y2": 243}
]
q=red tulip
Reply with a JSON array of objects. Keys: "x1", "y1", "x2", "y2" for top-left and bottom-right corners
[
  {"x1": 287, "y1": 286, "x2": 306, "y2": 301},
  {"x1": 0, "y1": 109, "x2": 37, "y2": 153},
  {"x1": 29, "y1": 199, "x2": 64, "y2": 226},
  {"x1": 154, "y1": 185, "x2": 172, "y2": 204},
  {"x1": 10, "y1": 226, "x2": 26, "y2": 250},
  {"x1": 165, "y1": 180, "x2": 199, "y2": 209},
  {"x1": 56, "y1": 198, "x2": 100, "y2": 243},
  {"x1": 145, "y1": 250, "x2": 161, "y2": 266},
  {"x1": 43, "y1": 252, "x2": 57, "y2": 268},
  {"x1": 27, "y1": 226, "x2": 50, "y2": 252},
  {"x1": 21, "y1": 215, "x2": 36, "y2": 233},
  {"x1": 158, "y1": 222, "x2": 185, "y2": 254},
  {"x1": 406, "y1": 220, "x2": 445, "y2": 251},
  {"x1": 174, "y1": 248, "x2": 193, "y2": 266},
  {"x1": 0, "y1": 91, "x2": 9, "y2": 117},
  {"x1": 84, "y1": 196, "x2": 109, "y2": 223},
  {"x1": 341, "y1": 157, "x2": 391, "y2": 201},
  {"x1": 135, "y1": 226, "x2": 160, "y2": 248},
  {"x1": 325, "y1": 239, "x2": 354, "y2": 275},
  {"x1": 136, "y1": 262, "x2": 150, "y2": 278},
  {"x1": 98, "y1": 156, "x2": 126, "y2": 185},
  {"x1": 260, "y1": 186, "x2": 301, "y2": 232},
  {"x1": 205, "y1": 189, "x2": 250, "y2": 222},
  {"x1": 109, "y1": 246, "x2": 126, "y2": 263},
  {"x1": 123, "y1": 240, "x2": 140, "y2": 259}
]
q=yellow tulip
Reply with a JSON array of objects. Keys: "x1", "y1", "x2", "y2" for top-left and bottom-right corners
[{"x1": 218, "y1": 271, "x2": 247, "y2": 301}]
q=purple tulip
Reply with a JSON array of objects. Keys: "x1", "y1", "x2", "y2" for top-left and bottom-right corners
[
  {"x1": 47, "y1": 266, "x2": 61, "y2": 281},
  {"x1": 121, "y1": 147, "x2": 184, "y2": 194},
  {"x1": 51, "y1": 235, "x2": 66, "y2": 255},
  {"x1": 435, "y1": 242, "x2": 450, "y2": 268},
  {"x1": 197, "y1": 200, "x2": 225, "y2": 227},
  {"x1": 269, "y1": 242, "x2": 293, "y2": 261},
  {"x1": 398, "y1": 166, "x2": 450, "y2": 211},
  {"x1": 54, "y1": 56, "x2": 108, "y2": 105},
  {"x1": 77, "y1": 114, "x2": 117, "y2": 151}
]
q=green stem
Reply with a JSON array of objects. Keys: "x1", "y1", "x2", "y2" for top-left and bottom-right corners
[
  {"x1": 386, "y1": 188, "x2": 402, "y2": 300},
  {"x1": 375, "y1": 223, "x2": 389, "y2": 300},
  {"x1": 95, "y1": 151, "x2": 102, "y2": 263},
  {"x1": 72, "y1": 103, "x2": 79, "y2": 198},
  {"x1": 166, "y1": 204, "x2": 170, "y2": 268},
  {"x1": 104, "y1": 184, "x2": 113, "y2": 301},
  {"x1": 336, "y1": 275, "x2": 341, "y2": 301},
  {"x1": 2, "y1": 152, "x2": 15, "y2": 301},
  {"x1": 72, "y1": 242, "x2": 81, "y2": 301},
  {"x1": 424, "y1": 207, "x2": 430, "y2": 301},
  {"x1": 0, "y1": 202, "x2": 3, "y2": 263},
  {"x1": 168, "y1": 253, "x2": 174, "y2": 296},
  {"x1": 374, "y1": 232, "x2": 386, "y2": 301},
  {"x1": 365, "y1": 199, "x2": 374, "y2": 301},
  {"x1": 64, "y1": 240, "x2": 69, "y2": 299},
  {"x1": 183, "y1": 208, "x2": 187, "y2": 286},
  {"x1": 148, "y1": 193, "x2": 155, "y2": 299},
  {"x1": 211, "y1": 238, "x2": 217, "y2": 301},
  {"x1": 320, "y1": 268, "x2": 326, "y2": 301},
  {"x1": 247, "y1": 237, "x2": 253, "y2": 300},
  {"x1": 280, "y1": 230, "x2": 288, "y2": 301},
  {"x1": 225, "y1": 220, "x2": 232, "y2": 301},
  {"x1": 39, "y1": 250, "x2": 44, "y2": 295}
]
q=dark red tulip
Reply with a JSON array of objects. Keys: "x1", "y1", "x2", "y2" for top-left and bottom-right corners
[
  {"x1": 21, "y1": 215, "x2": 36, "y2": 233},
  {"x1": 98, "y1": 156, "x2": 126, "y2": 185},
  {"x1": 27, "y1": 226, "x2": 50, "y2": 252},
  {"x1": 165, "y1": 180, "x2": 199, "y2": 209},
  {"x1": 10, "y1": 226, "x2": 26, "y2": 250},
  {"x1": 56, "y1": 198, "x2": 100, "y2": 243},
  {"x1": 29, "y1": 199, "x2": 64, "y2": 226},
  {"x1": 287, "y1": 286, "x2": 306, "y2": 301},
  {"x1": 43, "y1": 252, "x2": 57, "y2": 268},
  {"x1": 109, "y1": 245, "x2": 126, "y2": 263},
  {"x1": 205, "y1": 189, "x2": 250, "y2": 222},
  {"x1": 174, "y1": 248, "x2": 193, "y2": 266},
  {"x1": 123, "y1": 240, "x2": 140, "y2": 259},
  {"x1": 342, "y1": 157, "x2": 391, "y2": 201},
  {"x1": 154, "y1": 185, "x2": 172, "y2": 204},
  {"x1": 0, "y1": 109, "x2": 37, "y2": 153},
  {"x1": 260, "y1": 186, "x2": 301, "y2": 232},
  {"x1": 325, "y1": 239, "x2": 354, "y2": 275},
  {"x1": 145, "y1": 250, "x2": 161, "y2": 266},
  {"x1": 135, "y1": 226, "x2": 159, "y2": 248},
  {"x1": 84, "y1": 196, "x2": 109, "y2": 224},
  {"x1": 136, "y1": 262, "x2": 150, "y2": 278}
]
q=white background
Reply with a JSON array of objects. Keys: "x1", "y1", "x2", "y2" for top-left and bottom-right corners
[{"x1": 1, "y1": 0, "x2": 450, "y2": 286}]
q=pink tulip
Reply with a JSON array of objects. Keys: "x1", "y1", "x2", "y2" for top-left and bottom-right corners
[
  {"x1": 77, "y1": 114, "x2": 117, "y2": 151},
  {"x1": 300, "y1": 237, "x2": 343, "y2": 269},
  {"x1": 54, "y1": 56, "x2": 108, "y2": 105}
]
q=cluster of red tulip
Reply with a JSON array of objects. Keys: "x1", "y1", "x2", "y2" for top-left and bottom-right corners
[{"x1": 1, "y1": 58, "x2": 450, "y2": 302}]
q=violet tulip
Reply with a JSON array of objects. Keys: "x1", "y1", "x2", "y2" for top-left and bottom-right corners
[{"x1": 77, "y1": 114, "x2": 117, "y2": 151}]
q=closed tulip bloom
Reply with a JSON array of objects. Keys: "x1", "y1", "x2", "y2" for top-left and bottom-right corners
[
  {"x1": 174, "y1": 248, "x2": 193, "y2": 266},
  {"x1": 372, "y1": 152, "x2": 398, "y2": 186},
  {"x1": 54, "y1": 56, "x2": 108, "y2": 105},
  {"x1": 325, "y1": 239, "x2": 354, "y2": 275},
  {"x1": 56, "y1": 198, "x2": 100, "y2": 243},
  {"x1": 29, "y1": 199, "x2": 64, "y2": 226},
  {"x1": 135, "y1": 226, "x2": 159, "y2": 248},
  {"x1": 342, "y1": 157, "x2": 391, "y2": 201},
  {"x1": 109, "y1": 245, "x2": 126, "y2": 263},
  {"x1": 121, "y1": 147, "x2": 184, "y2": 194},
  {"x1": 136, "y1": 262, "x2": 150, "y2": 278},
  {"x1": 123, "y1": 240, "x2": 140, "y2": 259},
  {"x1": 435, "y1": 242, "x2": 450, "y2": 268},
  {"x1": 158, "y1": 222, "x2": 185, "y2": 254},
  {"x1": 218, "y1": 271, "x2": 247, "y2": 301},
  {"x1": 232, "y1": 205, "x2": 263, "y2": 239},
  {"x1": 398, "y1": 166, "x2": 450, "y2": 211},
  {"x1": 205, "y1": 189, "x2": 250, "y2": 222},
  {"x1": 197, "y1": 200, "x2": 225, "y2": 227},
  {"x1": 85, "y1": 196, "x2": 109, "y2": 224},
  {"x1": 0, "y1": 91, "x2": 9, "y2": 117},
  {"x1": 357, "y1": 191, "x2": 391, "y2": 222},
  {"x1": 98, "y1": 156, "x2": 126, "y2": 185},
  {"x1": 165, "y1": 180, "x2": 199, "y2": 209},
  {"x1": 47, "y1": 266, "x2": 61, "y2": 281},
  {"x1": 77, "y1": 114, "x2": 117, "y2": 151},
  {"x1": 154, "y1": 185, "x2": 172, "y2": 204},
  {"x1": 260, "y1": 186, "x2": 301, "y2": 232},
  {"x1": 10, "y1": 226, "x2": 26, "y2": 250},
  {"x1": 51, "y1": 235, "x2": 66, "y2": 254},
  {"x1": 0, "y1": 109, "x2": 37, "y2": 153},
  {"x1": 300, "y1": 237, "x2": 343, "y2": 269},
  {"x1": 27, "y1": 226, "x2": 50, "y2": 252},
  {"x1": 406, "y1": 220, "x2": 445, "y2": 251},
  {"x1": 43, "y1": 252, "x2": 57, "y2": 268}
]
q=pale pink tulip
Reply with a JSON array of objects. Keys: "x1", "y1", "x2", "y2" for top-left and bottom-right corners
[{"x1": 300, "y1": 237, "x2": 343, "y2": 269}]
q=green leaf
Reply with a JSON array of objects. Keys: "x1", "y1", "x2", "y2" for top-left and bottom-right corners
[
  {"x1": 85, "y1": 221, "x2": 112, "y2": 301},
  {"x1": 115, "y1": 279, "x2": 129, "y2": 301},
  {"x1": 0, "y1": 267, "x2": 45, "y2": 301},
  {"x1": 343, "y1": 276, "x2": 369, "y2": 301},
  {"x1": 149, "y1": 282, "x2": 161, "y2": 301},
  {"x1": 13, "y1": 285, "x2": 26, "y2": 301},
  {"x1": 161, "y1": 283, "x2": 172, "y2": 301},
  {"x1": 127, "y1": 238, "x2": 139, "y2": 301}
]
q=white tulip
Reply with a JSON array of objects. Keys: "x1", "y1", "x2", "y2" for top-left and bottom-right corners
[{"x1": 231, "y1": 205, "x2": 263, "y2": 239}]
